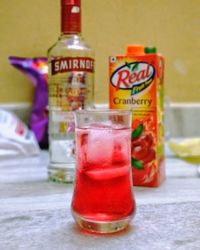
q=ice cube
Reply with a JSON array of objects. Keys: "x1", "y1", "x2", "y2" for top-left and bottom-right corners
[
  {"x1": 86, "y1": 166, "x2": 129, "y2": 180},
  {"x1": 86, "y1": 128, "x2": 113, "y2": 166},
  {"x1": 113, "y1": 130, "x2": 130, "y2": 163}
]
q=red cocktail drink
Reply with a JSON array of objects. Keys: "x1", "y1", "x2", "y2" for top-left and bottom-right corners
[{"x1": 71, "y1": 110, "x2": 136, "y2": 233}]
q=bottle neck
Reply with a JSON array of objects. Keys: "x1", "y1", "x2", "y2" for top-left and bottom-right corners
[
  {"x1": 59, "y1": 33, "x2": 81, "y2": 40},
  {"x1": 61, "y1": 1, "x2": 81, "y2": 34}
]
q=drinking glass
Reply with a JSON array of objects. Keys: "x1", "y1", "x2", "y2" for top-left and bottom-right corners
[{"x1": 71, "y1": 110, "x2": 136, "y2": 234}]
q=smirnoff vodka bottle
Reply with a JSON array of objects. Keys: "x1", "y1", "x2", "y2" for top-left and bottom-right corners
[{"x1": 47, "y1": 0, "x2": 94, "y2": 183}]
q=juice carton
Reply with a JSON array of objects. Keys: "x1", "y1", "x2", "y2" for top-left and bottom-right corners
[{"x1": 109, "y1": 44, "x2": 165, "y2": 187}]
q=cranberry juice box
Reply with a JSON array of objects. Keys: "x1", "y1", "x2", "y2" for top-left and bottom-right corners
[{"x1": 109, "y1": 45, "x2": 165, "y2": 187}]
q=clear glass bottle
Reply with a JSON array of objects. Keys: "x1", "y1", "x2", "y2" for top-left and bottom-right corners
[{"x1": 47, "y1": 0, "x2": 95, "y2": 183}]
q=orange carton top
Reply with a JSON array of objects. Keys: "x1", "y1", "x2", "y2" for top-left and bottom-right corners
[{"x1": 126, "y1": 44, "x2": 145, "y2": 56}]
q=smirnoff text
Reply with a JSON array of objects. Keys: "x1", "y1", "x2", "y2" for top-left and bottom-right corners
[{"x1": 51, "y1": 57, "x2": 94, "y2": 75}]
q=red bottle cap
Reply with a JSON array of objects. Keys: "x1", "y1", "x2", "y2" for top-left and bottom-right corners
[
  {"x1": 61, "y1": 0, "x2": 81, "y2": 34},
  {"x1": 61, "y1": 0, "x2": 80, "y2": 6}
]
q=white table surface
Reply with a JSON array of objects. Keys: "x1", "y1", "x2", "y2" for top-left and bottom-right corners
[{"x1": 0, "y1": 149, "x2": 200, "y2": 250}]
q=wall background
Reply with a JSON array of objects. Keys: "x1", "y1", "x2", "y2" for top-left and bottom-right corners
[{"x1": 0, "y1": 0, "x2": 200, "y2": 104}]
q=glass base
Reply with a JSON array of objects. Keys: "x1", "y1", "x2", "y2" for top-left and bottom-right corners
[
  {"x1": 72, "y1": 210, "x2": 132, "y2": 234},
  {"x1": 48, "y1": 162, "x2": 75, "y2": 183}
]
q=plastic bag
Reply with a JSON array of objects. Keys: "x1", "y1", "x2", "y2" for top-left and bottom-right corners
[
  {"x1": 9, "y1": 56, "x2": 48, "y2": 148},
  {"x1": 0, "y1": 109, "x2": 40, "y2": 159}
]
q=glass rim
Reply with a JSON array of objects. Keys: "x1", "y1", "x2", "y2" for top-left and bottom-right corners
[{"x1": 75, "y1": 109, "x2": 132, "y2": 115}]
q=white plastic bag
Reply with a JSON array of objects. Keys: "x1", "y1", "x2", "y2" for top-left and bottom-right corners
[{"x1": 0, "y1": 109, "x2": 40, "y2": 159}]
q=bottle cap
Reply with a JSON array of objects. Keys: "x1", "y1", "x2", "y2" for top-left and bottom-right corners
[
  {"x1": 126, "y1": 44, "x2": 145, "y2": 56},
  {"x1": 145, "y1": 47, "x2": 157, "y2": 54},
  {"x1": 61, "y1": 0, "x2": 81, "y2": 34},
  {"x1": 61, "y1": 0, "x2": 80, "y2": 6}
]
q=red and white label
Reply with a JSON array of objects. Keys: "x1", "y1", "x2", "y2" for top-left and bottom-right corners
[{"x1": 51, "y1": 57, "x2": 94, "y2": 75}]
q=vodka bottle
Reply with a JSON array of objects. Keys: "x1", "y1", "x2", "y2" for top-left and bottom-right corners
[{"x1": 47, "y1": 0, "x2": 94, "y2": 183}]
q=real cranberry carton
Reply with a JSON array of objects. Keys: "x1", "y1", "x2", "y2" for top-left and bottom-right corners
[{"x1": 109, "y1": 45, "x2": 165, "y2": 187}]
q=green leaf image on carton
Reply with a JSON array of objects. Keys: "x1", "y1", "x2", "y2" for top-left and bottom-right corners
[
  {"x1": 131, "y1": 158, "x2": 144, "y2": 170},
  {"x1": 132, "y1": 124, "x2": 143, "y2": 139}
]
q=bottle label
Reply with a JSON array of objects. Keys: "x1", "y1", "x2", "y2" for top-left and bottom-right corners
[
  {"x1": 51, "y1": 57, "x2": 94, "y2": 75},
  {"x1": 49, "y1": 56, "x2": 94, "y2": 111}
]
